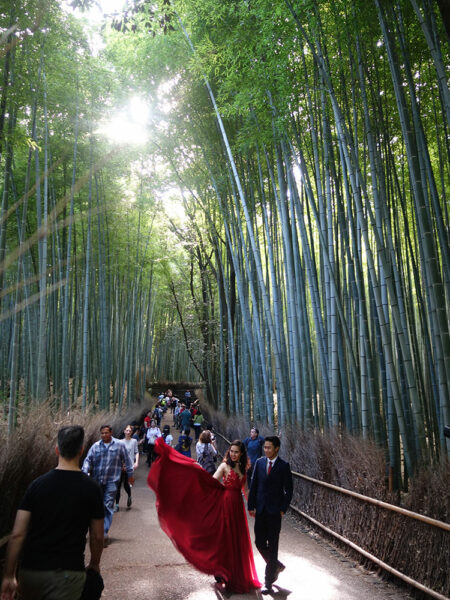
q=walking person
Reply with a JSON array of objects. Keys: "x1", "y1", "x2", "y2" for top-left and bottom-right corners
[
  {"x1": 248, "y1": 435, "x2": 293, "y2": 595},
  {"x1": 175, "y1": 428, "x2": 192, "y2": 457},
  {"x1": 179, "y1": 404, "x2": 192, "y2": 432},
  {"x1": 173, "y1": 402, "x2": 181, "y2": 427},
  {"x1": 192, "y1": 410, "x2": 204, "y2": 441},
  {"x1": 162, "y1": 424, "x2": 173, "y2": 446},
  {"x1": 243, "y1": 427, "x2": 265, "y2": 480},
  {"x1": 115, "y1": 425, "x2": 139, "y2": 512},
  {"x1": 1, "y1": 425, "x2": 104, "y2": 600},
  {"x1": 184, "y1": 390, "x2": 192, "y2": 408},
  {"x1": 82, "y1": 425, "x2": 134, "y2": 545},
  {"x1": 145, "y1": 419, "x2": 162, "y2": 467},
  {"x1": 143, "y1": 411, "x2": 152, "y2": 455}
]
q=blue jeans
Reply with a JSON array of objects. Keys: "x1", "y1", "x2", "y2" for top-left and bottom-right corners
[{"x1": 100, "y1": 481, "x2": 119, "y2": 534}]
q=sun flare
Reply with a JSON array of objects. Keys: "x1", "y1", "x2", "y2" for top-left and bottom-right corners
[{"x1": 96, "y1": 96, "x2": 150, "y2": 145}]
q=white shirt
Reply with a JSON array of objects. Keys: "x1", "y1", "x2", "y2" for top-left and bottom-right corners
[
  {"x1": 122, "y1": 438, "x2": 138, "y2": 464},
  {"x1": 146, "y1": 427, "x2": 161, "y2": 444}
]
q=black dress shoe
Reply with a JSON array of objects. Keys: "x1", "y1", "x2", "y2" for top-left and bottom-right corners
[
  {"x1": 261, "y1": 586, "x2": 273, "y2": 595},
  {"x1": 273, "y1": 562, "x2": 285, "y2": 581}
]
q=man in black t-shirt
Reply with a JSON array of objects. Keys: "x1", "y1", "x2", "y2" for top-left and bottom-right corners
[{"x1": 1, "y1": 426, "x2": 104, "y2": 600}]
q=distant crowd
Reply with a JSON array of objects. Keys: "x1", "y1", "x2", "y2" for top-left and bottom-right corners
[{"x1": 136, "y1": 388, "x2": 214, "y2": 467}]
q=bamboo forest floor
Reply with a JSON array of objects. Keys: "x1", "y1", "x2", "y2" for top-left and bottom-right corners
[{"x1": 93, "y1": 417, "x2": 415, "y2": 600}]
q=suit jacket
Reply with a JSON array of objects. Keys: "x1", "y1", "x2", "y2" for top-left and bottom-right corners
[{"x1": 247, "y1": 455, "x2": 293, "y2": 515}]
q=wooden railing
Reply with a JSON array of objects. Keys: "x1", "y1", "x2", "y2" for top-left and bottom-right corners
[
  {"x1": 214, "y1": 430, "x2": 450, "y2": 600},
  {"x1": 2, "y1": 428, "x2": 448, "y2": 599}
]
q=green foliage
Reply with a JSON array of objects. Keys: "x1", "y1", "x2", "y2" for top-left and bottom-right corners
[{"x1": 1, "y1": 0, "x2": 449, "y2": 491}]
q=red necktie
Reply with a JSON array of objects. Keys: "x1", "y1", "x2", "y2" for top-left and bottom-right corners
[{"x1": 268, "y1": 460, "x2": 272, "y2": 475}]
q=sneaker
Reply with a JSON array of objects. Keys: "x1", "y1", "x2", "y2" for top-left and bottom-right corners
[
  {"x1": 127, "y1": 495, "x2": 132, "y2": 508},
  {"x1": 114, "y1": 504, "x2": 119, "y2": 513}
]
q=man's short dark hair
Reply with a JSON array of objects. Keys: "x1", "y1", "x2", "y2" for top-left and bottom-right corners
[
  {"x1": 264, "y1": 435, "x2": 281, "y2": 449},
  {"x1": 58, "y1": 426, "x2": 84, "y2": 459},
  {"x1": 252, "y1": 427, "x2": 259, "y2": 434},
  {"x1": 100, "y1": 425, "x2": 112, "y2": 431}
]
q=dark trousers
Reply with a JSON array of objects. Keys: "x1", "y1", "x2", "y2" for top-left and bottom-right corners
[
  {"x1": 147, "y1": 443, "x2": 155, "y2": 466},
  {"x1": 254, "y1": 510, "x2": 282, "y2": 586},
  {"x1": 115, "y1": 470, "x2": 131, "y2": 504}
]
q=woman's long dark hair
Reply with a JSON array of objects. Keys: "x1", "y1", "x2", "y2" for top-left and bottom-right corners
[{"x1": 226, "y1": 440, "x2": 247, "y2": 475}]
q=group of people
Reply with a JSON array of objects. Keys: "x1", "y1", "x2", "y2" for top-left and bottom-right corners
[
  {"x1": 1, "y1": 405, "x2": 293, "y2": 599},
  {"x1": 140, "y1": 389, "x2": 211, "y2": 466}
]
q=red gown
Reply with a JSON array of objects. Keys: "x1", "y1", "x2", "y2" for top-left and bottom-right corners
[{"x1": 147, "y1": 437, "x2": 261, "y2": 593}]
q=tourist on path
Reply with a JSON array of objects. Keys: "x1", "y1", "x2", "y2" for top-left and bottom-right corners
[
  {"x1": 175, "y1": 428, "x2": 192, "y2": 457},
  {"x1": 145, "y1": 419, "x2": 162, "y2": 467},
  {"x1": 162, "y1": 424, "x2": 173, "y2": 446},
  {"x1": 115, "y1": 425, "x2": 139, "y2": 512},
  {"x1": 82, "y1": 425, "x2": 134, "y2": 543},
  {"x1": 143, "y1": 411, "x2": 152, "y2": 455},
  {"x1": 192, "y1": 410, "x2": 204, "y2": 441},
  {"x1": 247, "y1": 435, "x2": 293, "y2": 595},
  {"x1": 243, "y1": 427, "x2": 265, "y2": 479},
  {"x1": 179, "y1": 404, "x2": 192, "y2": 432},
  {"x1": 1, "y1": 425, "x2": 104, "y2": 600},
  {"x1": 148, "y1": 437, "x2": 261, "y2": 594},
  {"x1": 184, "y1": 390, "x2": 192, "y2": 408},
  {"x1": 196, "y1": 430, "x2": 217, "y2": 474}
]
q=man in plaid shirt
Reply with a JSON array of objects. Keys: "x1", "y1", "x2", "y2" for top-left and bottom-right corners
[{"x1": 83, "y1": 425, "x2": 134, "y2": 544}]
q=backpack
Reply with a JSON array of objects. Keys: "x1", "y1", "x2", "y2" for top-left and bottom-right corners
[
  {"x1": 197, "y1": 444, "x2": 216, "y2": 474},
  {"x1": 176, "y1": 435, "x2": 191, "y2": 452}
]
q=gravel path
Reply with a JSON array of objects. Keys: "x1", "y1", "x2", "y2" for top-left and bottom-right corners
[{"x1": 92, "y1": 430, "x2": 414, "y2": 600}]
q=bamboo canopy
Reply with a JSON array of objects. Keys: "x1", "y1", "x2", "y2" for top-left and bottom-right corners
[{"x1": 0, "y1": 0, "x2": 449, "y2": 488}]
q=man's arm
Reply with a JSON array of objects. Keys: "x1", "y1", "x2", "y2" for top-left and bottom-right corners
[
  {"x1": 1, "y1": 510, "x2": 31, "y2": 600},
  {"x1": 82, "y1": 447, "x2": 93, "y2": 475},
  {"x1": 86, "y1": 518, "x2": 104, "y2": 573},
  {"x1": 133, "y1": 441, "x2": 139, "y2": 469},
  {"x1": 247, "y1": 461, "x2": 259, "y2": 514},
  {"x1": 281, "y1": 462, "x2": 294, "y2": 514}
]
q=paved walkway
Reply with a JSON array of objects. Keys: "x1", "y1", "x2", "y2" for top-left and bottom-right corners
[{"x1": 93, "y1": 422, "x2": 414, "y2": 600}]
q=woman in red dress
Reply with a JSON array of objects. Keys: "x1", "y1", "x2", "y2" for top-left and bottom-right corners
[{"x1": 148, "y1": 437, "x2": 261, "y2": 594}]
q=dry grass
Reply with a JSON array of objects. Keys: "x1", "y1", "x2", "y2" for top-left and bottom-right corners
[
  {"x1": 1, "y1": 398, "x2": 448, "y2": 598},
  {"x1": 0, "y1": 403, "x2": 129, "y2": 539}
]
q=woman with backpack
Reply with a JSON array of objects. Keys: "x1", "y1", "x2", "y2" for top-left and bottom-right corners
[{"x1": 196, "y1": 430, "x2": 217, "y2": 474}]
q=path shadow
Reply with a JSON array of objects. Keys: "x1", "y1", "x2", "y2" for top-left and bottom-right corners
[
  {"x1": 212, "y1": 583, "x2": 264, "y2": 599},
  {"x1": 272, "y1": 584, "x2": 291, "y2": 598}
]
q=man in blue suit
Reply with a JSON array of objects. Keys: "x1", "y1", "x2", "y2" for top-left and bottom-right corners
[{"x1": 248, "y1": 435, "x2": 293, "y2": 595}]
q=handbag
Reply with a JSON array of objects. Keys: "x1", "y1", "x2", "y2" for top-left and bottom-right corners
[{"x1": 80, "y1": 568, "x2": 104, "y2": 600}]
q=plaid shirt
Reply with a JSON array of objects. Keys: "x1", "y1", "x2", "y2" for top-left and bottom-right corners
[{"x1": 82, "y1": 437, "x2": 133, "y2": 485}]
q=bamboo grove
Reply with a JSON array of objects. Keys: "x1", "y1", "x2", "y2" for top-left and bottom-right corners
[
  {"x1": 1, "y1": 0, "x2": 449, "y2": 486},
  {"x1": 0, "y1": 0, "x2": 192, "y2": 429}
]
